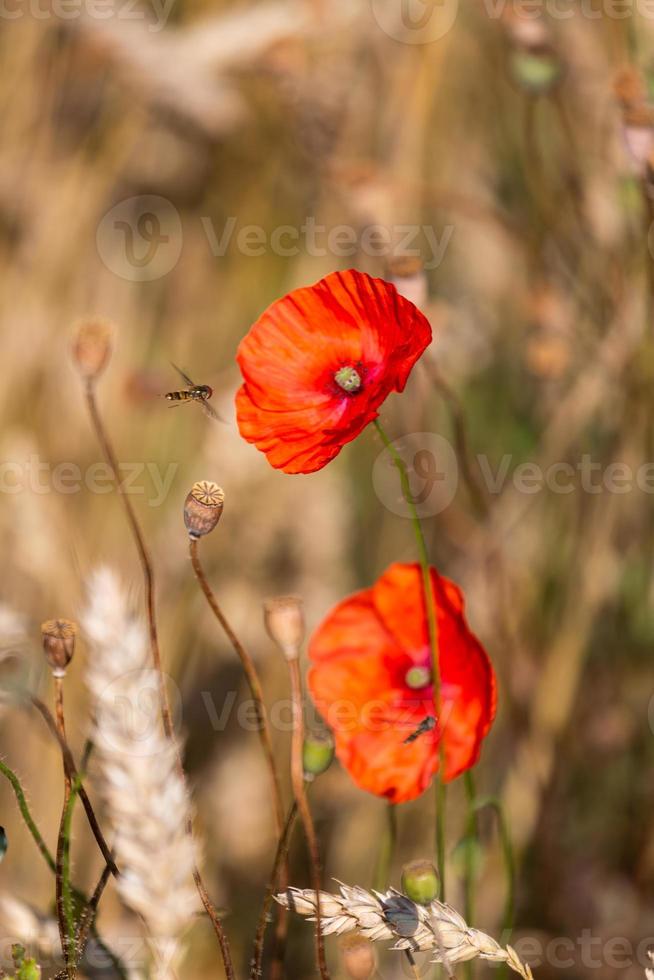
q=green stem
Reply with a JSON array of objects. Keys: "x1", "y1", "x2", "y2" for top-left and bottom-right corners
[
  {"x1": 435, "y1": 782, "x2": 446, "y2": 902},
  {"x1": 463, "y1": 771, "x2": 477, "y2": 925},
  {"x1": 373, "y1": 803, "x2": 397, "y2": 892},
  {"x1": 473, "y1": 795, "x2": 516, "y2": 938},
  {"x1": 0, "y1": 754, "x2": 127, "y2": 980},
  {"x1": 0, "y1": 758, "x2": 56, "y2": 871},
  {"x1": 62, "y1": 774, "x2": 82, "y2": 971},
  {"x1": 374, "y1": 420, "x2": 446, "y2": 898},
  {"x1": 463, "y1": 771, "x2": 478, "y2": 980}
]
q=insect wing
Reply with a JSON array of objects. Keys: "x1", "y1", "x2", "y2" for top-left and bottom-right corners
[
  {"x1": 170, "y1": 362, "x2": 196, "y2": 388},
  {"x1": 200, "y1": 399, "x2": 224, "y2": 423}
]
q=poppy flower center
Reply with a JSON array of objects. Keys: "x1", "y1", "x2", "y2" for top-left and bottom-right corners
[
  {"x1": 405, "y1": 665, "x2": 432, "y2": 690},
  {"x1": 334, "y1": 365, "x2": 362, "y2": 393}
]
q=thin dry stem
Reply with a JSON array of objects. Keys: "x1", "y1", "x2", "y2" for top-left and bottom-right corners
[
  {"x1": 189, "y1": 536, "x2": 289, "y2": 969},
  {"x1": 81, "y1": 380, "x2": 235, "y2": 980},
  {"x1": 188, "y1": 537, "x2": 285, "y2": 836},
  {"x1": 53, "y1": 675, "x2": 73, "y2": 979},
  {"x1": 251, "y1": 802, "x2": 298, "y2": 980},
  {"x1": 83, "y1": 380, "x2": 173, "y2": 738},
  {"x1": 28, "y1": 696, "x2": 118, "y2": 876},
  {"x1": 287, "y1": 656, "x2": 329, "y2": 980}
]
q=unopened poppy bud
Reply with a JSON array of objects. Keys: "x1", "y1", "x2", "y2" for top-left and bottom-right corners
[
  {"x1": 41, "y1": 619, "x2": 77, "y2": 677},
  {"x1": 184, "y1": 482, "x2": 225, "y2": 539},
  {"x1": 401, "y1": 859, "x2": 439, "y2": 905},
  {"x1": 71, "y1": 319, "x2": 113, "y2": 382},
  {"x1": 339, "y1": 934, "x2": 376, "y2": 980},
  {"x1": 263, "y1": 596, "x2": 305, "y2": 660},
  {"x1": 303, "y1": 731, "x2": 334, "y2": 780}
]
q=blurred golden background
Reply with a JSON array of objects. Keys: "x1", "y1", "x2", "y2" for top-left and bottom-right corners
[{"x1": 0, "y1": 1, "x2": 653, "y2": 978}]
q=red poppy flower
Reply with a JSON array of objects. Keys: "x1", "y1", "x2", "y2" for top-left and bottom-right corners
[
  {"x1": 235, "y1": 269, "x2": 432, "y2": 474},
  {"x1": 308, "y1": 563, "x2": 497, "y2": 804}
]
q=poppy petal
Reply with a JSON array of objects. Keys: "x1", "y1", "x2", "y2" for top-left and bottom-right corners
[{"x1": 235, "y1": 270, "x2": 432, "y2": 474}]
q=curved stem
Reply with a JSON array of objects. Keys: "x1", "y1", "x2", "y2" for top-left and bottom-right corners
[
  {"x1": 473, "y1": 795, "x2": 516, "y2": 938},
  {"x1": 53, "y1": 675, "x2": 74, "y2": 978},
  {"x1": 83, "y1": 381, "x2": 173, "y2": 738},
  {"x1": 287, "y1": 656, "x2": 329, "y2": 979},
  {"x1": 188, "y1": 538, "x2": 286, "y2": 844},
  {"x1": 189, "y1": 536, "x2": 289, "y2": 971},
  {"x1": 0, "y1": 758, "x2": 55, "y2": 871},
  {"x1": 463, "y1": 770, "x2": 478, "y2": 980},
  {"x1": 82, "y1": 378, "x2": 236, "y2": 980},
  {"x1": 75, "y1": 861, "x2": 112, "y2": 965},
  {"x1": 251, "y1": 802, "x2": 298, "y2": 980},
  {"x1": 29, "y1": 696, "x2": 118, "y2": 876},
  {"x1": 0, "y1": 756, "x2": 126, "y2": 979},
  {"x1": 373, "y1": 419, "x2": 446, "y2": 898}
]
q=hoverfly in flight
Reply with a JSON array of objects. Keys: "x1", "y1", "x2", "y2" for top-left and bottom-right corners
[
  {"x1": 403, "y1": 715, "x2": 436, "y2": 745},
  {"x1": 164, "y1": 364, "x2": 223, "y2": 422}
]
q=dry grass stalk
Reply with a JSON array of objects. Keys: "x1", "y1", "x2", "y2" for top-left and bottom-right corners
[
  {"x1": 82, "y1": 568, "x2": 197, "y2": 980},
  {"x1": 277, "y1": 884, "x2": 534, "y2": 978}
]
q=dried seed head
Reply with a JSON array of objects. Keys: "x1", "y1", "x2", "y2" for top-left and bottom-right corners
[
  {"x1": 340, "y1": 933, "x2": 376, "y2": 980},
  {"x1": 263, "y1": 595, "x2": 305, "y2": 660},
  {"x1": 184, "y1": 482, "x2": 225, "y2": 539},
  {"x1": 302, "y1": 731, "x2": 334, "y2": 780},
  {"x1": 71, "y1": 319, "x2": 113, "y2": 382},
  {"x1": 401, "y1": 860, "x2": 440, "y2": 905},
  {"x1": 41, "y1": 619, "x2": 77, "y2": 677}
]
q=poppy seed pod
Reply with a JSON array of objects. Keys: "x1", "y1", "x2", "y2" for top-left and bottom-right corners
[
  {"x1": 263, "y1": 595, "x2": 305, "y2": 660},
  {"x1": 71, "y1": 319, "x2": 113, "y2": 382},
  {"x1": 401, "y1": 859, "x2": 440, "y2": 905},
  {"x1": 184, "y1": 482, "x2": 225, "y2": 539},
  {"x1": 302, "y1": 731, "x2": 334, "y2": 780},
  {"x1": 339, "y1": 933, "x2": 376, "y2": 980},
  {"x1": 41, "y1": 619, "x2": 77, "y2": 677}
]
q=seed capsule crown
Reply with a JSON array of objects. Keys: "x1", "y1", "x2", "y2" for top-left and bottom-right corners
[{"x1": 184, "y1": 481, "x2": 225, "y2": 538}]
